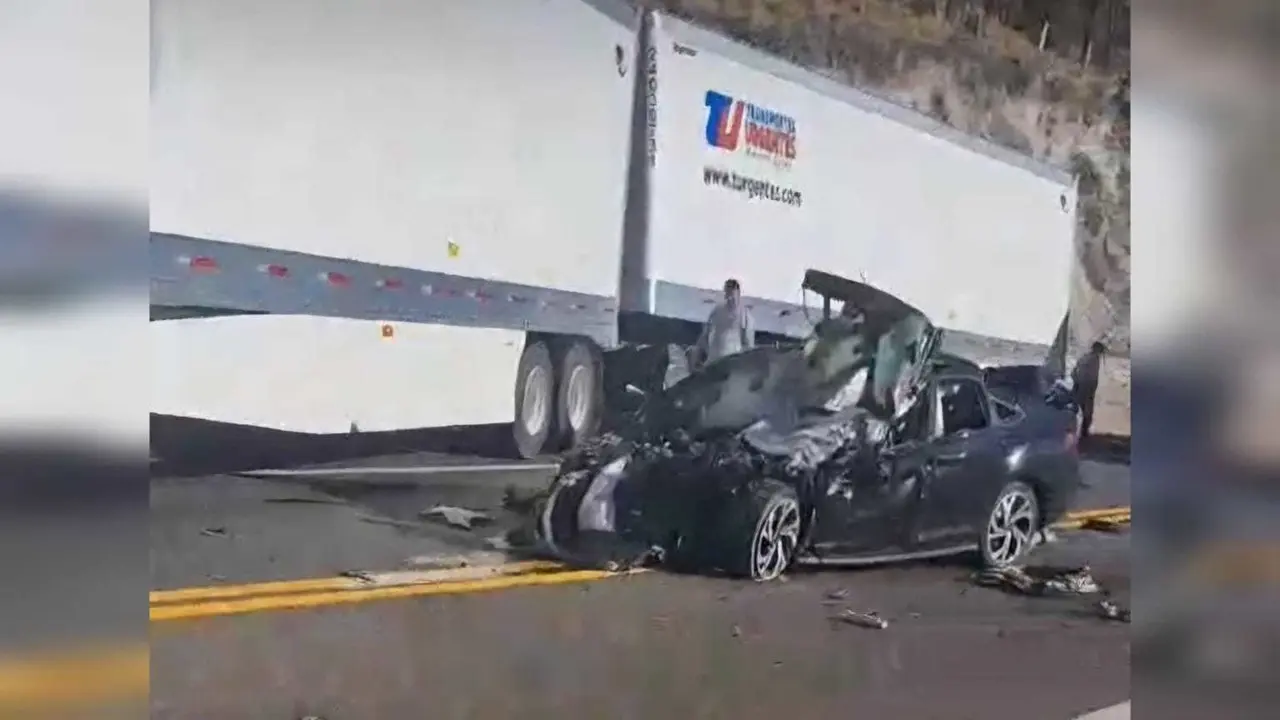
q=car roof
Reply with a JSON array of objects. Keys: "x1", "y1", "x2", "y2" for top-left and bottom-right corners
[{"x1": 802, "y1": 269, "x2": 929, "y2": 326}]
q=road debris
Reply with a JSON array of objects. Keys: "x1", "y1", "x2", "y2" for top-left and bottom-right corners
[
  {"x1": 1034, "y1": 527, "x2": 1060, "y2": 545},
  {"x1": 1096, "y1": 599, "x2": 1131, "y2": 623},
  {"x1": 832, "y1": 609, "x2": 889, "y2": 629},
  {"x1": 200, "y1": 526, "x2": 228, "y2": 538},
  {"x1": 822, "y1": 588, "x2": 849, "y2": 604},
  {"x1": 419, "y1": 505, "x2": 493, "y2": 530},
  {"x1": 972, "y1": 565, "x2": 1101, "y2": 597},
  {"x1": 502, "y1": 485, "x2": 545, "y2": 514},
  {"x1": 263, "y1": 496, "x2": 348, "y2": 506},
  {"x1": 357, "y1": 514, "x2": 420, "y2": 530},
  {"x1": 485, "y1": 533, "x2": 514, "y2": 551},
  {"x1": 338, "y1": 570, "x2": 376, "y2": 584}
]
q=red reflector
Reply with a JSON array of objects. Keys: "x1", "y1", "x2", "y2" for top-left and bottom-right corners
[
  {"x1": 380, "y1": 278, "x2": 403, "y2": 290},
  {"x1": 189, "y1": 256, "x2": 218, "y2": 272},
  {"x1": 263, "y1": 264, "x2": 289, "y2": 278},
  {"x1": 324, "y1": 271, "x2": 351, "y2": 287}
]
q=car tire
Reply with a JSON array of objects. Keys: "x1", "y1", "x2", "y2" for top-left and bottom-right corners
[
  {"x1": 980, "y1": 480, "x2": 1041, "y2": 569},
  {"x1": 551, "y1": 339, "x2": 602, "y2": 451},
  {"x1": 512, "y1": 340, "x2": 555, "y2": 459},
  {"x1": 718, "y1": 478, "x2": 802, "y2": 581}
]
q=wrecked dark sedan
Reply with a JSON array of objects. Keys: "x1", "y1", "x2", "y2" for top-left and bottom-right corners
[{"x1": 538, "y1": 270, "x2": 1082, "y2": 581}]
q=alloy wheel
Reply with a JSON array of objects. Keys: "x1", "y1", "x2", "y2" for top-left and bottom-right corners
[
  {"x1": 985, "y1": 486, "x2": 1038, "y2": 567},
  {"x1": 751, "y1": 498, "x2": 802, "y2": 580}
]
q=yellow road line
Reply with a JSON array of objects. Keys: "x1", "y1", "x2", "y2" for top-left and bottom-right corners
[
  {"x1": 1062, "y1": 507, "x2": 1131, "y2": 522},
  {"x1": 152, "y1": 566, "x2": 643, "y2": 622},
  {"x1": 149, "y1": 505, "x2": 1131, "y2": 619},
  {"x1": 0, "y1": 644, "x2": 149, "y2": 710},
  {"x1": 1055, "y1": 508, "x2": 1130, "y2": 531},
  {"x1": 150, "y1": 559, "x2": 560, "y2": 605}
]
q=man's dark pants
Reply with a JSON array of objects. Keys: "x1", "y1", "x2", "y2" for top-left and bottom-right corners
[{"x1": 1075, "y1": 385, "x2": 1096, "y2": 443}]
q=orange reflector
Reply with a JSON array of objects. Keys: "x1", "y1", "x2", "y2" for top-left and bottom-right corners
[{"x1": 381, "y1": 324, "x2": 394, "y2": 338}]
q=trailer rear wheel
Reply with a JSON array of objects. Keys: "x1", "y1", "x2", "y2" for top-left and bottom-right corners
[
  {"x1": 513, "y1": 340, "x2": 554, "y2": 459},
  {"x1": 552, "y1": 339, "x2": 602, "y2": 450}
]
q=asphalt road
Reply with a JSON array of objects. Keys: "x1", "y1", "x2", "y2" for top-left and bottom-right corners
[
  {"x1": 134, "y1": 442, "x2": 1136, "y2": 718},
  {"x1": 150, "y1": 450, "x2": 1129, "y2": 592},
  {"x1": 150, "y1": 531, "x2": 1132, "y2": 719}
]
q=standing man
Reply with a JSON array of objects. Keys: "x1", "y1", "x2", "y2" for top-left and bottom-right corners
[
  {"x1": 695, "y1": 278, "x2": 755, "y2": 367},
  {"x1": 1071, "y1": 340, "x2": 1107, "y2": 444}
]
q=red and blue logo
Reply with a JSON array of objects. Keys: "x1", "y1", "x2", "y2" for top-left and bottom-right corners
[{"x1": 704, "y1": 90, "x2": 797, "y2": 163}]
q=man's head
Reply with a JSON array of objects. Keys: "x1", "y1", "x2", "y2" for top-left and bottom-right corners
[
  {"x1": 723, "y1": 278, "x2": 741, "y2": 306},
  {"x1": 1091, "y1": 340, "x2": 1107, "y2": 355}
]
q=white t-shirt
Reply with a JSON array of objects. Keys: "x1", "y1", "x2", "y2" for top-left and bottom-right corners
[{"x1": 701, "y1": 301, "x2": 755, "y2": 362}]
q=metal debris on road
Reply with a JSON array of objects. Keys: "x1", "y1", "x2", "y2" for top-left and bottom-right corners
[
  {"x1": 1034, "y1": 527, "x2": 1060, "y2": 545},
  {"x1": 200, "y1": 526, "x2": 228, "y2": 538},
  {"x1": 1096, "y1": 599, "x2": 1131, "y2": 623},
  {"x1": 823, "y1": 588, "x2": 849, "y2": 604},
  {"x1": 419, "y1": 505, "x2": 493, "y2": 530},
  {"x1": 833, "y1": 609, "x2": 889, "y2": 629},
  {"x1": 1044, "y1": 567, "x2": 1102, "y2": 595},
  {"x1": 485, "y1": 533, "x2": 513, "y2": 551},
  {"x1": 972, "y1": 565, "x2": 1101, "y2": 597}
]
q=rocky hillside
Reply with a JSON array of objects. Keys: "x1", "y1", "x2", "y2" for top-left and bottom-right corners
[{"x1": 642, "y1": 0, "x2": 1131, "y2": 356}]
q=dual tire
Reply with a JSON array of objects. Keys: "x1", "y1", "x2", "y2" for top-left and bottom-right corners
[{"x1": 512, "y1": 337, "x2": 602, "y2": 459}]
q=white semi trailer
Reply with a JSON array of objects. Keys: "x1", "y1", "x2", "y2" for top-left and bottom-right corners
[{"x1": 150, "y1": 0, "x2": 1076, "y2": 461}]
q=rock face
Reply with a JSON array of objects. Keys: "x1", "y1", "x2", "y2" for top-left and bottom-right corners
[{"x1": 647, "y1": 0, "x2": 1131, "y2": 357}]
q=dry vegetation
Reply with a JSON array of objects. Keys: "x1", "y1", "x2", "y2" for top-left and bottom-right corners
[{"x1": 638, "y1": 0, "x2": 1131, "y2": 357}]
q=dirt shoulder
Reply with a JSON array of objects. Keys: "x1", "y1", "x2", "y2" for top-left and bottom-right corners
[{"x1": 1094, "y1": 355, "x2": 1131, "y2": 438}]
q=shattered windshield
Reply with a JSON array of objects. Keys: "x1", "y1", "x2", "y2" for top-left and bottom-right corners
[
  {"x1": 799, "y1": 309, "x2": 933, "y2": 417},
  {"x1": 649, "y1": 300, "x2": 934, "y2": 438}
]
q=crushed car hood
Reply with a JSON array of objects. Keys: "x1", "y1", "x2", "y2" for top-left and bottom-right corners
[
  {"x1": 639, "y1": 271, "x2": 939, "y2": 441},
  {"x1": 541, "y1": 272, "x2": 941, "y2": 572}
]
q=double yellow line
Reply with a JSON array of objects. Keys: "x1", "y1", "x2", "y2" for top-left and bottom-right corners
[
  {"x1": 150, "y1": 560, "x2": 636, "y2": 622},
  {"x1": 0, "y1": 643, "x2": 150, "y2": 715},
  {"x1": 147, "y1": 506, "x2": 1131, "y2": 623},
  {"x1": 0, "y1": 563, "x2": 637, "y2": 711},
  {"x1": 1054, "y1": 506, "x2": 1131, "y2": 531},
  {"x1": 1, "y1": 507, "x2": 1129, "y2": 711}
]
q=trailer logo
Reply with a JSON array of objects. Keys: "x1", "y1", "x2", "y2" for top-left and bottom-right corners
[{"x1": 703, "y1": 90, "x2": 796, "y2": 165}]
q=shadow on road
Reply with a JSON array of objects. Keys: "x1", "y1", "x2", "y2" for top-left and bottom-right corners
[{"x1": 150, "y1": 414, "x2": 521, "y2": 477}]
